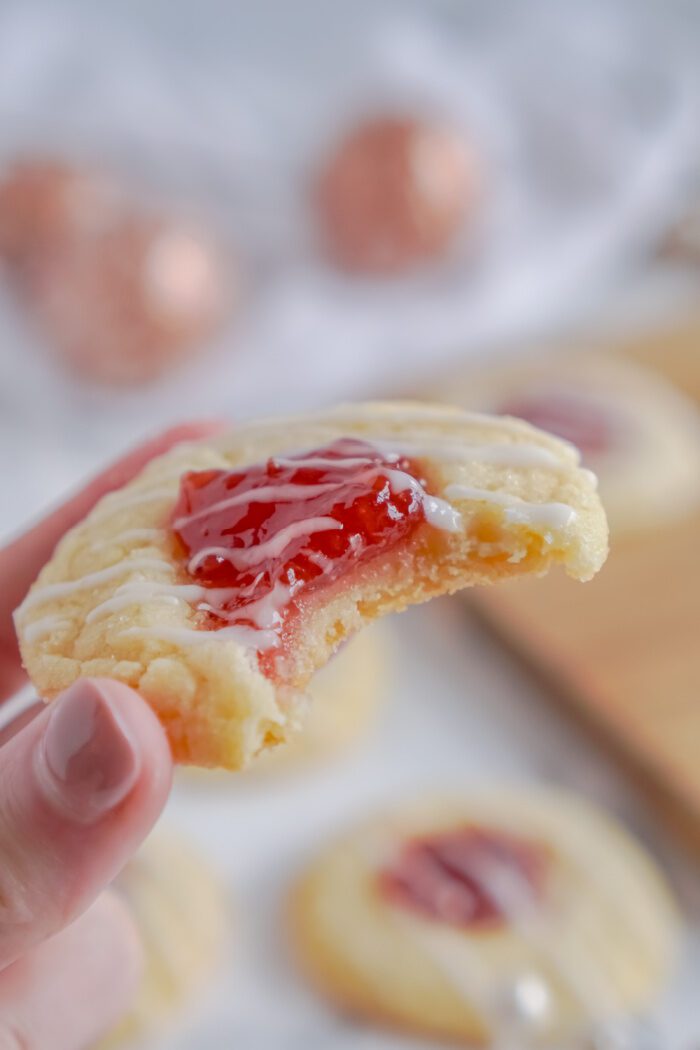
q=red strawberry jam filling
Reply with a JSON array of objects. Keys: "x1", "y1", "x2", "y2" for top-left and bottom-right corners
[
  {"x1": 172, "y1": 438, "x2": 453, "y2": 676},
  {"x1": 378, "y1": 826, "x2": 549, "y2": 930},
  {"x1": 500, "y1": 391, "x2": 617, "y2": 458}
]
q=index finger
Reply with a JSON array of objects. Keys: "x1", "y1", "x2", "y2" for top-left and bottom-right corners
[{"x1": 0, "y1": 421, "x2": 224, "y2": 700}]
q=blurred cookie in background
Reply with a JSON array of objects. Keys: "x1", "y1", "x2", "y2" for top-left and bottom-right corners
[
  {"x1": 100, "y1": 830, "x2": 227, "y2": 1049},
  {"x1": 432, "y1": 353, "x2": 700, "y2": 534},
  {"x1": 0, "y1": 158, "x2": 120, "y2": 273},
  {"x1": 254, "y1": 625, "x2": 388, "y2": 774},
  {"x1": 659, "y1": 194, "x2": 700, "y2": 266},
  {"x1": 289, "y1": 788, "x2": 680, "y2": 1047},
  {"x1": 29, "y1": 214, "x2": 228, "y2": 384},
  {"x1": 316, "y1": 115, "x2": 479, "y2": 274}
]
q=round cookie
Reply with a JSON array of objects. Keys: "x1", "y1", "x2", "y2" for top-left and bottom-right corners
[
  {"x1": 99, "y1": 830, "x2": 227, "y2": 1048},
  {"x1": 15, "y1": 401, "x2": 607, "y2": 769},
  {"x1": 436, "y1": 354, "x2": 700, "y2": 534},
  {"x1": 289, "y1": 789, "x2": 680, "y2": 1046}
]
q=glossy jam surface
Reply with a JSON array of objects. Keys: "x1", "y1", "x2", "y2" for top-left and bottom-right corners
[
  {"x1": 379, "y1": 826, "x2": 549, "y2": 930},
  {"x1": 500, "y1": 391, "x2": 617, "y2": 458},
  {"x1": 172, "y1": 438, "x2": 431, "y2": 668}
]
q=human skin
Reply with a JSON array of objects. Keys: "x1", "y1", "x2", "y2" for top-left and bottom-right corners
[{"x1": 0, "y1": 423, "x2": 219, "y2": 1050}]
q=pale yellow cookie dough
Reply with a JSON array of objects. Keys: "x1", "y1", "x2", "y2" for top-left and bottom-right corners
[
  {"x1": 182, "y1": 627, "x2": 388, "y2": 785},
  {"x1": 289, "y1": 788, "x2": 679, "y2": 1046},
  {"x1": 15, "y1": 402, "x2": 607, "y2": 769}
]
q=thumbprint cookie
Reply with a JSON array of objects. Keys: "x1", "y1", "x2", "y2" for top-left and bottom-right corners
[
  {"x1": 15, "y1": 402, "x2": 607, "y2": 769},
  {"x1": 289, "y1": 789, "x2": 679, "y2": 1046}
]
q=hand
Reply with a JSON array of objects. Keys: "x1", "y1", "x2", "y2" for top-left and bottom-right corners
[{"x1": 0, "y1": 423, "x2": 218, "y2": 1050}]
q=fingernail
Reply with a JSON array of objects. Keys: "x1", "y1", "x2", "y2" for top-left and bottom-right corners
[{"x1": 36, "y1": 680, "x2": 140, "y2": 822}]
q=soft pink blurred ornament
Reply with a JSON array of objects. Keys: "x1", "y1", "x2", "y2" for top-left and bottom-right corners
[
  {"x1": 660, "y1": 200, "x2": 700, "y2": 265},
  {"x1": 30, "y1": 216, "x2": 228, "y2": 385},
  {"x1": 0, "y1": 159, "x2": 119, "y2": 272},
  {"x1": 316, "y1": 116, "x2": 478, "y2": 274}
]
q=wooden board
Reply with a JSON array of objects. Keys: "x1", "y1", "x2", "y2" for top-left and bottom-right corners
[
  {"x1": 462, "y1": 317, "x2": 700, "y2": 839},
  {"x1": 613, "y1": 311, "x2": 700, "y2": 403},
  {"x1": 474, "y1": 515, "x2": 700, "y2": 828}
]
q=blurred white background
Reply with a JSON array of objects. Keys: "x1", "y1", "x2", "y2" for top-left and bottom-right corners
[{"x1": 1, "y1": 0, "x2": 699, "y2": 536}]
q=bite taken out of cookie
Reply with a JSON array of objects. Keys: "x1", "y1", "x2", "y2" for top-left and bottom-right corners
[{"x1": 15, "y1": 402, "x2": 608, "y2": 769}]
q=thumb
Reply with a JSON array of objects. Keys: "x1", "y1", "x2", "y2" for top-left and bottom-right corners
[
  {"x1": 0, "y1": 678, "x2": 172, "y2": 970},
  {"x1": 0, "y1": 892, "x2": 143, "y2": 1050}
]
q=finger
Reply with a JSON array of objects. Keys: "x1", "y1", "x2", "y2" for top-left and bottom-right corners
[
  {"x1": 0, "y1": 678, "x2": 172, "y2": 970},
  {"x1": 0, "y1": 420, "x2": 226, "y2": 698},
  {"x1": 0, "y1": 891, "x2": 142, "y2": 1050}
]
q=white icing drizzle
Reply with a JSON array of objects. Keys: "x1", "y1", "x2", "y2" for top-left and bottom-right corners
[
  {"x1": 89, "y1": 527, "x2": 165, "y2": 552},
  {"x1": 200, "y1": 581, "x2": 291, "y2": 631},
  {"x1": 444, "y1": 484, "x2": 577, "y2": 531},
  {"x1": 173, "y1": 481, "x2": 348, "y2": 530},
  {"x1": 85, "y1": 578, "x2": 299, "y2": 630},
  {"x1": 384, "y1": 468, "x2": 463, "y2": 532},
  {"x1": 580, "y1": 467, "x2": 599, "y2": 490},
  {"x1": 89, "y1": 486, "x2": 177, "y2": 523},
  {"x1": 504, "y1": 502, "x2": 576, "y2": 531},
  {"x1": 232, "y1": 405, "x2": 579, "y2": 468},
  {"x1": 382, "y1": 830, "x2": 622, "y2": 1037},
  {"x1": 423, "y1": 495, "x2": 463, "y2": 533},
  {"x1": 321, "y1": 405, "x2": 544, "y2": 433},
  {"x1": 117, "y1": 578, "x2": 292, "y2": 654},
  {"x1": 373, "y1": 438, "x2": 568, "y2": 470},
  {"x1": 270, "y1": 454, "x2": 375, "y2": 471},
  {"x1": 466, "y1": 848, "x2": 620, "y2": 1017},
  {"x1": 270, "y1": 438, "x2": 569, "y2": 475},
  {"x1": 85, "y1": 581, "x2": 217, "y2": 623},
  {"x1": 120, "y1": 622, "x2": 280, "y2": 650},
  {"x1": 537, "y1": 819, "x2": 670, "y2": 960},
  {"x1": 393, "y1": 914, "x2": 513, "y2": 1034},
  {"x1": 23, "y1": 614, "x2": 72, "y2": 644},
  {"x1": 305, "y1": 549, "x2": 333, "y2": 572},
  {"x1": 17, "y1": 558, "x2": 173, "y2": 616},
  {"x1": 363, "y1": 828, "x2": 511, "y2": 1034},
  {"x1": 187, "y1": 517, "x2": 344, "y2": 574}
]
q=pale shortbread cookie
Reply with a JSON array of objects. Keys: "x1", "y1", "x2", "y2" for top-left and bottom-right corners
[
  {"x1": 290, "y1": 789, "x2": 679, "y2": 1046},
  {"x1": 183, "y1": 628, "x2": 388, "y2": 784},
  {"x1": 432, "y1": 353, "x2": 700, "y2": 533},
  {"x1": 15, "y1": 402, "x2": 607, "y2": 769},
  {"x1": 100, "y1": 830, "x2": 226, "y2": 1049}
]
